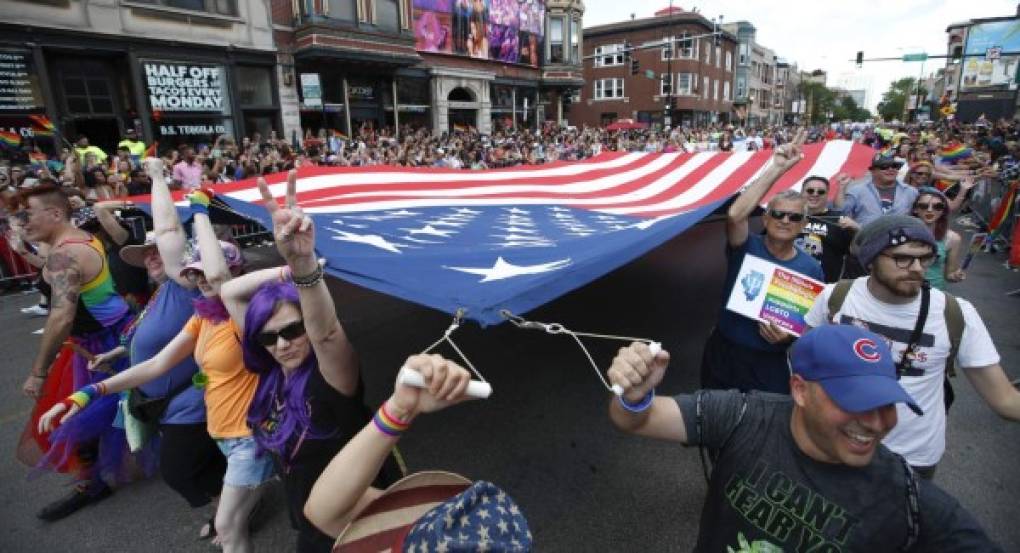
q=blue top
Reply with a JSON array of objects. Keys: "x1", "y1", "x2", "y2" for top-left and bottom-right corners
[
  {"x1": 717, "y1": 233, "x2": 824, "y2": 352},
  {"x1": 132, "y1": 279, "x2": 206, "y2": 425},
  {"x1": 842, "y1": 178, "x2": 919, "y2": 227}
]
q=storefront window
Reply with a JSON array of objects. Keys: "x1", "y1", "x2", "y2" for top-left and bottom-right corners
[
  {"x1": 491, "y1": 85, "x2": 513, "y2": 108},
  {"x1": 134, "y1": 0, "x2": 238, "y2": 16},
  {"x1": 235, "y1": 66, "x2": 274, "y2": 107},
  {"x1": 396, "y1": 78, "x2": 429, "y2": 105}
]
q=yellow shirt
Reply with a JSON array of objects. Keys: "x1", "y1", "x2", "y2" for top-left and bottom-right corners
[
  {"x1": 183, "y1": 316, "x2": 259, "y2": 439},
  {"x1": 118, "y1": 139, "x2": 146, "y2": 156},
  {"x1": 75, "y1": 145, "x2": 108, "y2": 164}
]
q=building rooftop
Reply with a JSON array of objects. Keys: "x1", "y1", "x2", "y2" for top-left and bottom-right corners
[{"x1": 584, "y1": 10, "x2": 735, "y2": 42}]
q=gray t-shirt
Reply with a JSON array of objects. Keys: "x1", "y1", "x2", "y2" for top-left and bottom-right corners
[{"x1": 675, "y1": 390, "x2": 1000, "y2": 552}]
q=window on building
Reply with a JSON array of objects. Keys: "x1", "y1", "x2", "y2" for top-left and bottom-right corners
[
  {"x1": 660, "y1": 73, "x2": 672, "y2": 96},
  {"x1": 736, "y1": 77, "x2": 746, "y2": 98},
  {"x1": 664, "y1": 32, "x2": 696, "y2": 59},
  {"x1": 715, "y1": 46, "x2": 722, "y2": 68},
  {"x1": 133, "y1": 0, "x2": 238, "y2": 15},
  {"x1": 326, "y1": 0, "x2": 357, "y2": 21},
  {"x1": 704, "y1": 41, "x2": 711, "y2": 63},
  {"x1": 676, "y1": 73, "x2": 693, "y2": 95},
  {"x1": 738, "y1": 43, "x2": 749, "y2": 65},
  {"x1": 570, "y1": 19, "x2": 580, "y2": 63},
  {"x1": 375, "y1": 0, "x2": 399, "y2": 30},
  {"x1": 594, "y1": 44, "x2": 625, "y2": 67},
  {"x1": 703, "y1": 76, "x2": 709, "y2": 99},
  {"x1": 550, "y1": 17, "x2": 565, "y2": 63},
  {"x1": 723, "y1": 81, "x2": 730, "y2": 100},
  {"x1": 713, "y1": 80, "x2": 719, "y2": 100},
  {"x1": 726, "y1": 51, "x2": 732, "y2": 71},
  {"x1": 235, "y1": 66, "x2": 274, "y2": 106},
  {"x1": 594, "y1": 78, "x2": 624, "y2": 99}
]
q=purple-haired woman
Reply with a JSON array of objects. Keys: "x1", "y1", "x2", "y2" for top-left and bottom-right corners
[{"x1": 220, "y1": 174, "x2": 400, "y2": 553}]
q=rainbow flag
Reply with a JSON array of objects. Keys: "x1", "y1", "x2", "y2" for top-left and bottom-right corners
[
  {"x1": 144, "y1": 141, "x2": 158, "y2": 158},
  {"x1": 28, "y1": 114, "x2": 55, "y2": 137},
  {"x1": 939, "y1": 142, "x2": 972, "y2": 164},
  {"x1": 988, "y1": 181, "x2": 1018, "y2": 238},
  {"x1": 0, "y1": 130, "x2": 21, "y2": 148}
]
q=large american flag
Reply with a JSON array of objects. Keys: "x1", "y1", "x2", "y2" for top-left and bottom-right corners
[{"x1": 202, "y1": 140, "x2": 873, "y2": 325}]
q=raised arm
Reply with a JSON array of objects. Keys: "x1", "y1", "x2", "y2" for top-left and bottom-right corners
[
  {"x1": 305, "y1": 354, "x2": 473, "y2": 537},
  {"x1": 606, "y1": 342, "x2": 687, "y2": 442},
  {"x1": 220, "y1": 266, "x2": 286, "y2": 334},
  {"x1": 145, "y1": 158, "x2": 191, "y2": 287},
  {"x1": 187, "y1": 188, "x2": 231, "y2": 289},
  {"x1": 92, "y1": 200, "x2": 131, "y2": 246},
  {"x1": 38, "y1": 328, "x2": 197, "y2": 432},
  {"x1": 726, "y1": 129, "x2": 807, "y2": 248},
  {"x1": 259, "y1": 172, "x2": 359, "y2": 395}
]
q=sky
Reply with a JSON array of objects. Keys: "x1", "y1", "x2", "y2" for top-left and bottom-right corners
[{"x1": 581, "y1": 0, "x2": 1018, "y2": 112}]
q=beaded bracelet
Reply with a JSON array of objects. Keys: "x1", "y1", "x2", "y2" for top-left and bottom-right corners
[
  {"x1": 618, "y1": 389, "x2": 655, "y2": 413},
  {"x1": 292, "y1": 263, "x2": 324, "y2": 288},
  {"x1": 373, "y1": 402, "x2": 411, "y2": 437}
]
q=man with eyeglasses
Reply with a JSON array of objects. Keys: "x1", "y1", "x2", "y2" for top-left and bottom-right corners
[
  {"x1": 699, "y1": 129, "x2": 823, "y2": 395},
  {"x1": 805, "y1": 215, "x2": 1020, "y2": 478},
  {"x1": 841, "y1": 154, "x2": 919, "y2": 230},
  {"x1": 797, "y1": 175, "x2": 855, "y2": 282}
]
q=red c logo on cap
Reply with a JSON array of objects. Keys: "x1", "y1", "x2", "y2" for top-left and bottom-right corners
[{"x1": 853, "y1": 338, "x2": 881, "y2": 362}]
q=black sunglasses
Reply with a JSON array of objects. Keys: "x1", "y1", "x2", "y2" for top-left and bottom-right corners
[
  {"x1": 873, "y1": 163, "x2": 901, "y2": 170},
  {"x1": 767, "y1": 209, "x2": 805, "y2": 222},
  {"x1": 802, "y1": 188, "x2": 827, "y2": 196},
  {"x1": 914, "y1": 202, "x2": 946, "y2": 212},
  {"x1": 256, "y1": 320, "x2": 306, "y2": 347}
]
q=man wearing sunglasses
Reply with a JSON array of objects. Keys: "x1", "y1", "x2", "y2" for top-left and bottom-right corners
[
  {"x1": 700, "y1": 129, "x2": 823, "y2": 395},
  {"x1": 797, "y1": 175, "x2": 855, "y2": 282},
  {"x1": 805, "y1": 215, "x2": 1020, "y2": 478},
  {"x1": 841, "y1": 154, "x2": 919, "y2": 229}
]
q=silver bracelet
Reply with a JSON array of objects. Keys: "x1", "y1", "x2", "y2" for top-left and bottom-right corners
[{"x1": 292, "y1": 263, "x2": 324, "y2": 288}]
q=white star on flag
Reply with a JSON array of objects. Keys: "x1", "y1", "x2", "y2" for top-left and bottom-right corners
[{"x1": 445, "y1": 257, "x2": 571, "y2": 282}]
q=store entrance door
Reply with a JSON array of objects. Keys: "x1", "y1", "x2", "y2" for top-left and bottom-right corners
[{"x1": 67, "y1": 117, "x2": 121, "y2": 152}]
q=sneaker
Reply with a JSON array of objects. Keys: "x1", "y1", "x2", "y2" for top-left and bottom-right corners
[
  {"x1": 21, "y1": 304, "x2": 48, "y2": 316},
  {"x1": 37, "y1": 481, "x2": 113, "y2": 522}
]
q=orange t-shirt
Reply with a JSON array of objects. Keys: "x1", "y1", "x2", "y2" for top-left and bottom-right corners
[{"x1": 183, "y1": 316, "x2": 259, "y2": 439}]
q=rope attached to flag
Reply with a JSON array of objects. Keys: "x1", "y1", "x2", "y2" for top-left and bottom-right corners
[{"x1": 396, "y1": 308, "x2": 493, "y2": 398}]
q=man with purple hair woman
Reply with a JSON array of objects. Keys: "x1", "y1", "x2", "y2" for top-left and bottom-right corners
[
  {"x1": 40, "y1": 184, "x2": 269, "y2": 553},
  {"x1": 218, "y1": 172, "x2": 401, "y2": 552}
]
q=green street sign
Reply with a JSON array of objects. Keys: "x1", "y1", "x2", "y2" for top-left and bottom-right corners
[
  {"x1": 645, "y1": 69, "x2": 656, "y2": 80},
  {"x1": 902, "y1": 53, "x2": 928, "y2": 62}
]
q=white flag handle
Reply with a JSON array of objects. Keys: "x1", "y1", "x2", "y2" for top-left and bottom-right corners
[
  {"x1": 611, "y1": 341, "x2": 662, "y2": 396},
  {"x1": 397, "y1": 366, "x2": 493, "y2": 399}
]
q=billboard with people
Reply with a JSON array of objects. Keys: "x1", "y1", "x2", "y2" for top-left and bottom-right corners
[
  {"x1": 961, "y1": 20, "x2": 1020, "y2": 90},
  {"x1": 412, "y1": 0, "x2": 545, "y2": 67}
]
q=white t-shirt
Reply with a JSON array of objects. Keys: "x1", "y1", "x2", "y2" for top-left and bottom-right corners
[{"x1": 804, "y1": 278, "x2": 1000, "y2": 466}]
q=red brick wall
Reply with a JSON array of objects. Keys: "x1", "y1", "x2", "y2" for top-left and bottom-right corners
[
  {"x1": 271, "y1": 0, "x2": 294, "y2": 26},
  {"x1": 569, "y1": 22, "x2": 736, "y2": 127}
]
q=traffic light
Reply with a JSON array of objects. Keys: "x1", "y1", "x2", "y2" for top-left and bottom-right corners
[
  {"x1": 856, "y1": 51, "x2": 863, "y2": 68},
  {"x1": 630, "y1": 58, "x2": 640, "y2": 75}
]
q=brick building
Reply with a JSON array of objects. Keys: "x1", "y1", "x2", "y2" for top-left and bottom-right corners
[
  {"x1": 569, "y1": 9, "x2": 736, "y2": 128},
  {"x1": 274, "y1": 0, "x2": 584, "y2": 137}
]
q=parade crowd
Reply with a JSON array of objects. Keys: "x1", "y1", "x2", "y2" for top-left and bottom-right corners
[{"x1": 3, "y1": 116, "x2": 1020, "y2": 552}]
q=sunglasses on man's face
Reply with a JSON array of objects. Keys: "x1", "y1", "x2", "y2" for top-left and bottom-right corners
[
  {"x1": 256, "y1": 320, "x2": 307, "y2": 348},
  {"x1": 874, "y1": 164, "x2": 900, "y2": 170},
  {"x1": 802, "y1": 188, "x2": 827, "y2": 196},
  {"x1": 914, "y1": 202, "x2": 946, "y2": 212},
  {"x1": 767, "y1": 209, "x2": 805, "y2": 222}
]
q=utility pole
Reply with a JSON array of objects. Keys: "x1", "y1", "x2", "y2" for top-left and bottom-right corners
[{"x1": 665, "y1": 0, "x2": 674, "y2": 128}]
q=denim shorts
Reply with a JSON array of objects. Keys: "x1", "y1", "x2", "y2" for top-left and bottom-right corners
[{"x1": 215, "y1": 436, "x2": 275, "y2": 488}]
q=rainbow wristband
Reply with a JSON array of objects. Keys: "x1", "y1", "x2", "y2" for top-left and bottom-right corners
[
  {"x1": 187, "y1": 190, "x2": 211, "y2": 215},
  {"x1": 68, "y1": 383, "x2": 106, "y2": 409},
  {"x1": 373, "y1": 403, "x2": 411, "y2": 437}
]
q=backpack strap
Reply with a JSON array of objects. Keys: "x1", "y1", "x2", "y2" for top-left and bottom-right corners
[
  {"x1": 942, "y1": 292, "x2": 964, "y2": 378},
  {"x1": 827, "y1": 279, "x2": 855, "y2": 320},
  {"x1": 899, "y1": 455, "x2": 921, "y2": 551}
]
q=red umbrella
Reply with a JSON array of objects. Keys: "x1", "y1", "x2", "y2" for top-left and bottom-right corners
[{"x1": 605, "y1": 118, "x2": 649, "y2": 131}]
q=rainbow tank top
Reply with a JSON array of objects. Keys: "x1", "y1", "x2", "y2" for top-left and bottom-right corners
[{"x1": 59, "y1": 235, "x2": 131, "y2": 336}]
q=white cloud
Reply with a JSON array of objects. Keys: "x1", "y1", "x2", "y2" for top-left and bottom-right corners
[{"x1": 582, "y1": 1, "x2": 1018, "y2": 111}]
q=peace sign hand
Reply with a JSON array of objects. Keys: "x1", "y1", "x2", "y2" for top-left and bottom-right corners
[
  {"x1": 258, "y1": 170, "x2": 316, "y2": 273},
  {"x1": 771, "y1": 128, "x2": 807, "y2": 173}
]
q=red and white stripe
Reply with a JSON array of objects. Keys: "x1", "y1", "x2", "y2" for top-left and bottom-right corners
[{"x1": 209, "y1": 141, "x2": 873, "y2": 219}]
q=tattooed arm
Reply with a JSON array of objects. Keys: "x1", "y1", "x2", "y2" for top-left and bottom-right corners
[{"x1": 24, "y1": 247, "x2": 81, "y2": 397}]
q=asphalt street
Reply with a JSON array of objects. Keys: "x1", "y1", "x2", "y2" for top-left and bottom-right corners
[{"x1": 1, "y1": 217, "x2": 1018, "y2": 552}]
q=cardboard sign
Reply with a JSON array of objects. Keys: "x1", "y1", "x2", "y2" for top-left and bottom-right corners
[{"x1": 725, "y1": 255, "x2": 825, "y2": 337}]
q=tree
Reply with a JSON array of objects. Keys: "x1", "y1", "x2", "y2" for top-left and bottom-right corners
[
  {"x1": 877, "y1": 77, "x2": 928, "y2": 122},
  {"x1": 797, "y1": 81, "x2": 836, "y2": 124},
  {"x1": 832, "y1": 95, "x2": 870, "y2": 122}
]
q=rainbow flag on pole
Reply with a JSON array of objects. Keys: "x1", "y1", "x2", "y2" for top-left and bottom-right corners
[
  {"x1": 28, "y1": 114, "x2": 55, "y2": 137},
  {"x1": 988, "y1": 181, "x2": 1018, "y2": 239},
  {"x1": 0, "y1": 130, "x2": 21, "y2": 148}
]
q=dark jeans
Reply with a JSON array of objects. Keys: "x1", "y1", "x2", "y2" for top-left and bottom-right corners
[
  {"x1": 159, "y1": 423, "x2": 227, "y2": 508},
  {"x1": 700, "y1": 328, "x2": 791, "y2": 395},
  {"x1": 912, "y1": 464, "x2": 938, "y2": 480}
]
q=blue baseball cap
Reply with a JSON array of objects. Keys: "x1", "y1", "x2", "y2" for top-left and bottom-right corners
[{"x1": 791, "y1": 325, "x2": 922, "y2": 416}]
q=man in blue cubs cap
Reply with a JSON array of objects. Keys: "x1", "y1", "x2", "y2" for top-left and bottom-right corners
[{"x1": 605, "y1": 326, "x2": 1001, "y2": 551}]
